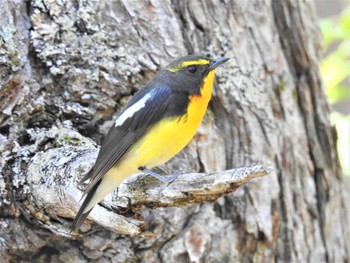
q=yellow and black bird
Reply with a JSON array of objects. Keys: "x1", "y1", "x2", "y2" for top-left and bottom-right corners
[{"x1": 71, "y1": 54, "x2": 229, "y2": 231}]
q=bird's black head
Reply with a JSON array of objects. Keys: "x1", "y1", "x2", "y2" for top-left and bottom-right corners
[{"x1": 156, "y1": 55, "x2": 229, "y2": 95}]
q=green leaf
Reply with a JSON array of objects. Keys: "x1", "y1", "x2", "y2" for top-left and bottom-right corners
[
  {"x1": 326, "y1": 85, "x2": 350, "y2": 104},
  {"x1": 340, "y1": 7, "x2": 350, "y2": 35},
  {"x1": 320, "y1": 7, "x2": 350, "y2": 50},
  {"x1": 321, "y1": 47, "x2": 350, "y2": 92}
]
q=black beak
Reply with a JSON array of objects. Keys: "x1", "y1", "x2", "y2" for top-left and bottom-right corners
[{"x1": 208, "y1": 57, "x2": 230, "y2": 70}]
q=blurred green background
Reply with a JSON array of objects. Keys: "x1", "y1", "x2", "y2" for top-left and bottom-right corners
[{"x1": 317, "y1": 2, "x2": 350, "y2": 176}]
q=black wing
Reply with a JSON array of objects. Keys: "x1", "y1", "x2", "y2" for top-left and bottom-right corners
[{"x1": 81, "y1": 85, "x2": 188, "y2": 194}]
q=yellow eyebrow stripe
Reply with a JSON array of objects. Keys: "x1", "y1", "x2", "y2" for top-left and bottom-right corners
[
  {"x1": 167, "y1": 59, "x2": 210, "y2": 72},
  {"x1": 181, "y1": 59, "x2": 210, "y2": 67}
]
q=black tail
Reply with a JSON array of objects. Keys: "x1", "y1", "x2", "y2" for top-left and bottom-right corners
[{"x1": 70, "y1": 180, "x2": 101, "y2": 232}]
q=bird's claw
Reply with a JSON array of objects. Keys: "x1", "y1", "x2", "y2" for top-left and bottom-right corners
[{"x1": 138, "y1": 167, "x2": 182, "y2": 190}]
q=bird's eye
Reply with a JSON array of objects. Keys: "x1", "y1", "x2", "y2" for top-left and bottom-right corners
[{"x1": 187, "y1": 65, "x2": 197, "y2": 74}]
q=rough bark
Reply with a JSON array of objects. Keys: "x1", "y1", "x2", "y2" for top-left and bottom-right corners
[{"x1": 0, "y1": 0, "x2": 348, "y2": 263}]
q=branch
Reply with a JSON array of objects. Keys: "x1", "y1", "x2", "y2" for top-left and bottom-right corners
[
  {"x1": 26, "y1": 127, "x2": 273, "y2": 236},
  {"x1": 119, "y1": 165, "x2": 272, "y2": 208}
]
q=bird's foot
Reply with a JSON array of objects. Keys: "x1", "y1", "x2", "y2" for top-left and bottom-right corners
[{"x1": 138, "y1": 166, "x2": 181, "y2": 190}]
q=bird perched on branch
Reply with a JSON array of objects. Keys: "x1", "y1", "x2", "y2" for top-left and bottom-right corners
[{"x1": 71, "y1": 54, "x2": 230, "y2": 232}]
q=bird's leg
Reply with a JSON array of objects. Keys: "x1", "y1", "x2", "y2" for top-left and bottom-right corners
[{"x1": 138, "y1": 166, "x2": 179, "y2": 183}]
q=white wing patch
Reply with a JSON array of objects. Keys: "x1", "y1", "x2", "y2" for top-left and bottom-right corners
[{"x1": 115, "y1": 93, "x2": 152, "y2": 127}]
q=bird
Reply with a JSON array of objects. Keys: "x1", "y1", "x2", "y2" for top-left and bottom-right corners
[{"x1": 71, "y1": 54, "x2": 230, "y2": 232}]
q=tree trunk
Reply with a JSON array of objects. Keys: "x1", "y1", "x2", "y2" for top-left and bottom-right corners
[{"x1": 0, "y1": 0, "x2": 348, "y2": 262}]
